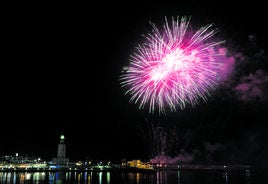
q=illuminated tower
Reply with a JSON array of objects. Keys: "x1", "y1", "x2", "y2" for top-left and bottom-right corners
[
  {"x1": 52, "y1": 134, "x2": 69, "y2": 165},
  {"x1": 57, "y1": 135, "x2": 66, "y2": 158}
]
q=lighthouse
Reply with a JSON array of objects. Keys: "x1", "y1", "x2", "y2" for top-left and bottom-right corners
[
  {"x1": 57, "y1": 135, "x2": 66, "y2": 158},
  {"x1": 52, "y1": 134, "x2": 69, "y2": 165}
]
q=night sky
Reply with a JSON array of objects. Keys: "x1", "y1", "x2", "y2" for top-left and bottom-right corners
[{"x1": 2, "y1": 1, "x2": 268, "y2": 164}]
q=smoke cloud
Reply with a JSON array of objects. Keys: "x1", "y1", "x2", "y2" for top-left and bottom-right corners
[
  {"x1": 234, "y1": 69, "x2": 268, "y2": 101},
  {"x1": 224, "y1": 34, "x2": 268, "y2": 102}
]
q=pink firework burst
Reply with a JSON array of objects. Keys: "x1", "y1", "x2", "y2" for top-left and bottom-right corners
[{"x1": 120, "y1": 16, "x2": 228, "y2": 114}]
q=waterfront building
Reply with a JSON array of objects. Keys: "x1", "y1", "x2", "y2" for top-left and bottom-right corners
[{"x1": 127, "y1": 159, "x2": 153, "y2": 170}]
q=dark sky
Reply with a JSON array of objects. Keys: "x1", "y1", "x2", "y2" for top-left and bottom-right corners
[{"x1": 2, "y1": 1, "x2": 268, "y2": 163}]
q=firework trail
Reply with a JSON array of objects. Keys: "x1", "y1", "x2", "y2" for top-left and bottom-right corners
[{"x1": 120, "y1": 16, "x2": 229, "y2": 114}]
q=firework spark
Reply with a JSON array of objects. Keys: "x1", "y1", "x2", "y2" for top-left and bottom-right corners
[{"x1": 120, "y1": 16, "x2": 229, "y2": 114}]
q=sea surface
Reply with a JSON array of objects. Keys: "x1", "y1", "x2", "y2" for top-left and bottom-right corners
[{"x1": 0, "y1": 169, "x2": 267, "y2": 184}]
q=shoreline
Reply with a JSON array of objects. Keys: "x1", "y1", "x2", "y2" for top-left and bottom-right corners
[{"x1": 0, "y1": 164, "x2": 254, "y2": 173}]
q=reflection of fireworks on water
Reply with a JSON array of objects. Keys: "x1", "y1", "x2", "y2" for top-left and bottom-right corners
[{"x1": 120, "y1": 16, "x2": 230, "y2": 113}]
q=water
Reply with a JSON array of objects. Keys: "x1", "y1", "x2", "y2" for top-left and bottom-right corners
[{"x1": 0, "y1": 169, "x2": 266, "y2": 184}]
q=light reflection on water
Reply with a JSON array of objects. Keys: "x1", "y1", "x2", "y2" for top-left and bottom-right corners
[{"x1": 0, "y1": 169, "x2": 264, "y2": 184}]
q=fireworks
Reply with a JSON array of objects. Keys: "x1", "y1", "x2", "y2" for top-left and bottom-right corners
[{"x1": 120, "y1": 16, "x2": 228, "y2": 113}]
